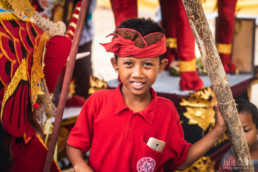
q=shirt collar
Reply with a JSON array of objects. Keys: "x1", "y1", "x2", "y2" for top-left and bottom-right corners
[{"x1": 114, "y1": 83, "x2": 157, "y2": 125}]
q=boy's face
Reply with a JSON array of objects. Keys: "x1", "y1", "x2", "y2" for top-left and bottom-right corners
[
  {"x1": 111, "y1": 56, "x2": 168, "y2": 97},
  {"x1": 239, "y1": 112, "x2": 258, "y2": 152}
]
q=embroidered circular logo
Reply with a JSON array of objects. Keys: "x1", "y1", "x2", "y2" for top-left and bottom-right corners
[{"x1": 137, "y1": 157, "x2": 156, "y2": 172}]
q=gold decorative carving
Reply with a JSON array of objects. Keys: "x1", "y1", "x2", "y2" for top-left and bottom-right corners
[
  {"x1": 180, "y1": 87, "x2": 228, "y2": 145},
  {"x1": 88, "y1": 76, "x2": 107, "y2": 95},
  {"x1": 180, "y1": 87, "x2": 216, "y2": 130},
  {"x1": 0, "y1": 59, "x2": 28, "y2": 120},
  {"x1": 3, "y1": 0, "x2": 66, "y2": 36},
  {"x1": 175, "y1": 156, "x2": 215, "y2": 172}
]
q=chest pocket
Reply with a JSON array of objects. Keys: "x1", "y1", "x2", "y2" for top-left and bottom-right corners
[{"x1": 135, "y1": 140, "x2": 163, "y2": 172}]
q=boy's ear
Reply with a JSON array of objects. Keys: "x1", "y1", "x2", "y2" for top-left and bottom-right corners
[
  {"x1": 110, "y1": 57, "x2": 118, "y2": 73},
  {"x1": 158, "y1": 59, "x2": 168, "y2": 73}
]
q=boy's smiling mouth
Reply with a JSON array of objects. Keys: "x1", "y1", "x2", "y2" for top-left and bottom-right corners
[{"x1": 131, "y1": 81, "x2": 145, "y2": 89}]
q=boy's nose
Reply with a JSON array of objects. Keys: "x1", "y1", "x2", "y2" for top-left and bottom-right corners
[{"x1": 131, "y1": 66, "x2": 144, "y2": 78}]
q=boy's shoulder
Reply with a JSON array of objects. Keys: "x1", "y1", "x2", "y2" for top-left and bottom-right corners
[
  {"x1": 88, "y1": 89, "x2": 114, "y2": 100},
  {"x1": 155, "y1": 96, "x2": 178, "y2": 117},
  {"x1": 154, "y1": 96, "x2": 180, "y2": 123},
  {"x1": 91, "y1": 88, "x2": 113, "y2": 95},
  {"x1": 156, "y1": 96, "x2": 176, "y2": 109},
  {"x1": 84, "y1": 89, "x2": 115, "y2": 109}
]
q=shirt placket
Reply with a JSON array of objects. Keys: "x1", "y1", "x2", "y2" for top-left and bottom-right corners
[{"x1": 124, "y1": 113, "x2": 136, "y2": 140}]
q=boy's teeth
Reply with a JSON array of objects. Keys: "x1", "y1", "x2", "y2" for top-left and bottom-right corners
[{"x1": 133, "y1": 82, "x2": 142, "y2": 86}]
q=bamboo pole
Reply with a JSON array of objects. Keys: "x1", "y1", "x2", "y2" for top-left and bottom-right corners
[
  {"x1": 182, "y1": 0, "x2": 254, "y2": 171},
  {"x1": 43, "y1": 0, "x2": 89, "y2": 171}
]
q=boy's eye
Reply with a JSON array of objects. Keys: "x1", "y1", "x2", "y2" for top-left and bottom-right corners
[
  {"x1": 244, "y1": 129, "x2": 251, "y2": 133},
  {"x1": 144, "y1": 62, "x2": 153, "y2": 66},
  {"x1": 124, "y1": 61, "x2": 133, "y2": 65}
]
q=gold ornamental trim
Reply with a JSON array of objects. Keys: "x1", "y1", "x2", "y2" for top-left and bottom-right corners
[
  {"x1": 0, "y1": 11, "x2": 17, "y2": 21},
  {"x1": 30, "y1": 32, "x2": 50, "y2": 108},
  {"x1": 184, "y1": 106, "x2": 215, "y2": 131},
  {"x1": 1, "y1": 59, "x2": 28, "y2": 120},
  {"x1": 88, "y1": 76, "x2": 107, "y2": 95},
  {"x1": 166, "y1": 38, "x2": 177, "y2": 49},
  {"x1": 7, "y1": 0, "x2": 35, "y2": 21},
  {"x1": 179, "y1": 59, "x2": 196, "y2": 72},
  {"x1": 174, "y1": 156, "x2": 215, "y2": 172},
  {"x1": 180, "y1": 87, "x2": 228, "y2": 145},
  {"x1": 180, "y1": 87, "x2": 217, "y2": 131},
  {"x1": 217, "y1": 43, "x2": 232, "y2": 54}
]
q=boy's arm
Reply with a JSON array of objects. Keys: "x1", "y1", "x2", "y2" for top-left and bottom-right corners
[
  {"x1": 177, "y1": 105, "x2": 226, "y2": 170},
  {"x1": 66, "y1": 144, "x2": 93, "y2": 172}
]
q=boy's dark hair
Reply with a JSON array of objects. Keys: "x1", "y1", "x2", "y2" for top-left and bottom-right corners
[
  {"x1": 235, "y1": 98, "x2": 258, "y2": 128},
  {"x1": 117, "y1": 18, "x2": 164, "y2": 37},
  {"x1": 116, "y1": 18, "x2": 166, "y2": 60}
]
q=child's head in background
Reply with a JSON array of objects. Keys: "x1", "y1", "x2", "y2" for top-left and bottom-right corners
[{"x1": 236, "y1": 98, "x2": 258, "y2": 153}]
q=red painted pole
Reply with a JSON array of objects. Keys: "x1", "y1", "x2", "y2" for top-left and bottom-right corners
[{"x1": 43, "y1": 0, "x2": 89, "y2": 171}]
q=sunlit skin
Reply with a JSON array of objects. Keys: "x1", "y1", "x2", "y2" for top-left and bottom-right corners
[
  {"x1": 111, "y1": 56, "x2": 168, "y2": 112},
  {"x1": 239, "y1": 112, "x2": 258, "y2": 159}
]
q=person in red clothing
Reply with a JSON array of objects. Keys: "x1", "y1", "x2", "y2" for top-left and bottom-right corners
[
  {"x1": 0, "y1": 1, "x2": 82, "y2": 171},
  {"x1": 216, "y1": 0, "x2": 238, "y2": 74},
  {"x1": 159, "y1": 0, "x2": 204, "y2": 91},
  {"x1": 66, "y1": 18, "x2": 226, "y2": 172}
]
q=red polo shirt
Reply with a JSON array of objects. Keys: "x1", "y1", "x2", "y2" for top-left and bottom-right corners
[{"x1": 67, "y1": 84, "x2": 190, "y2": 172}]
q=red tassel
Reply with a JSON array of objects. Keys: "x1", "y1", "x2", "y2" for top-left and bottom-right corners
[{"x1": 33, "y1": 103, "x2": 39, "y2": 109}]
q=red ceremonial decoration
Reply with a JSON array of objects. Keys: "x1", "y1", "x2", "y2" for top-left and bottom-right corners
[{"x1": 101, "y1": 28, "x2": 166, "y2": 58}]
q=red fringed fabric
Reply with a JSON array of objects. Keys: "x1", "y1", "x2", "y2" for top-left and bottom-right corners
[
  {"x1": 110, "y1": 0, "x2": 137, "y2": 27},
  {"x1": 165, "y1": 48, "x2": 177, "y2": 70},
  {"x1": 216, "y1": 0, "x2": 238, "y2": 74},
  {"x1": 175, "y1": 0, "x2": 195, "y2": 62},
  {"x1": 180, "y1": 71, "x2": 204, "y2": 91},
  {"x1": 160, "y1": 0, "x2": 177, "y2": 68},
  {"x1": 216, "y1": 0, "x2": 237, "y2": 44},
  {"x1": 44, "y1": 36, "x2": 72, "y2": 93},
  {"x1": 220, "y1": 54, "x2": 237, "y2": 73},
  {"x1": 0, "y1": 18, "x2": 44, "y2": 137},
  {"x1": 160, "y1": 0, "x2": 196, "y2": 70},
  {"x1": 1, "y1": 81, "x2": 29, "y2": 137}
]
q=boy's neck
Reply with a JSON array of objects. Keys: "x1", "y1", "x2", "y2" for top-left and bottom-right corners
[{"x1": 120, "y1": 86, "x2": 152, "y2": 113}]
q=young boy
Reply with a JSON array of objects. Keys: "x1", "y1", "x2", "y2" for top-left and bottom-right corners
[
  {"x1": 66, "y1": 18, "x2": 226, "y2": 172},
  {"x1": 219, "y1": 98, "x2": 258, "y2": 171}
]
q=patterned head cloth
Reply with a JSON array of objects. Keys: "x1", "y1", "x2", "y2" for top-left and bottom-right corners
[{"x1": 101, "y1": 28, "x2": 166, "y2": 58}]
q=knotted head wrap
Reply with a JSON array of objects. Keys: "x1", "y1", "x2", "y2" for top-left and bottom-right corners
[{"x1": 100, "y1": 28, "x2": 166, "y2": 58}]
